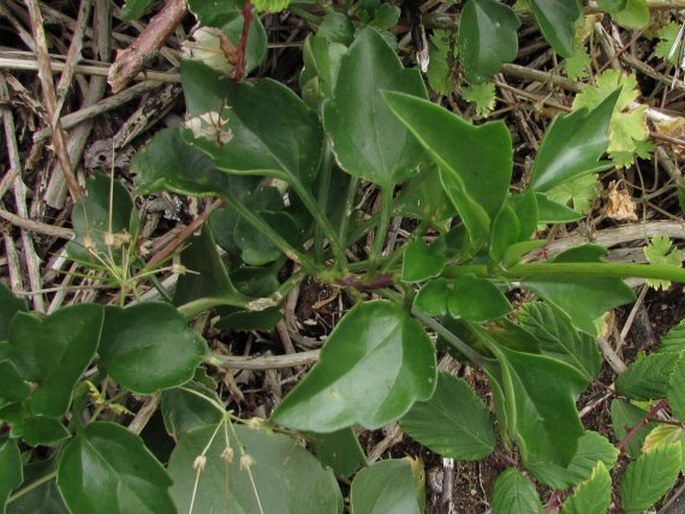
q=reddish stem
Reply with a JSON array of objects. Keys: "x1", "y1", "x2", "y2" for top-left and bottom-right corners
[
  {"x1": 616, "y1": 398, "x2": 668, "y2": 454},
  {"x1": 232, "y1": 0, "x2": 253, "y2": 80}
]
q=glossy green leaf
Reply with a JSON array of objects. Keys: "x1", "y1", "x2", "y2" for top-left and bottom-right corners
[
  {"x1": 616, "y1": 352, "x2": 681, "y2": 401},
  {"x1": 323, "y1": 28, "x2": 427, "y2": 190},
  {"x1": 610, "y1": 0, "x2": 649, "y2": 29},
  {"x1": 67, "y1": 174, "x2": 138, "y2": 267},
  {"x1": 509, "y1": 190, "x2": 538, "y2": 241},
  {"x1": 161, "y1": 386, "x2": 223, "y2": 440},
  {"x1": 121, "y1": 0, "x2": 153, "y2": 20},
  {"x1": 167, "y1": 423, "x2": 343, "y2": 513},
  {"x1": 174, "y1": 226, "x2": 248, "y2": 310},
  {"x1": 318, "y1": 12, "x2": 354, "y2": 45},
  {"x1": 562, "y1": 462, "x2": 612, "y2": 514},
  {"x1": 668, "y1": 355, "x2": 685, "y2": 420},
  {"x1": 400, "y1": 372, "x2": 495, "y2": 459},
  {"x1": 8, "y1": 305, "x2": 103, "y2": 417},
  {"x1": 527, "y1": 431, "x2": 619, "y2": 489},
  {"x1": 0, "y1": 361, "x2": 30, "y2": 405},
  {"x1": 528, "y1": 0, "x2": 581, "y2": 57},
  {"x1": 350, "y1": 459, "x2": 424, "y2": 514},
  {"x1": 57, "y1": 422, "x2": 174, "y2": 514},
  {"x1": 447, "y1": 275, "x2": 512, "y2": 321},
  {"x1": 611, "y1": 399, "x2": 654, "y2": 458},
  {"x1": 7, "y1": 457, "x2": 67, "y2": 514},
  {"x1": 272, "y1": 301, "x2": 436, "y2": 432},
  {"x1": 300, "y1": 35, "x2": 347, "y2": 111},
  {"x1": 529, "y1": 90, "x2": 618, "y2": 193},
  {"x1": 413, "y1": 279, "x2": 450, "y2": 316},
  {"x1": 489, "y1": 205, "x2": 520, "y2": 265},
  {"x1": 457, "y1": 0, "x2": 520, "y2": 83},
  {"x1": 10, "y1": 416, "x2": 69, "y2": 447},
  {"x1": 234, "y1": 210, "x2": 301, "y2": 265},
  {"x1": 100, "y1": 303, "x2": 206, "y2": 394},
  {"x1": 187, "y1": 0, "x2": 241, "y2": 27},
  {"x1": 394, "y1": 166, "x2": 456, "y2": 224},
  {"x1": 0, "y1": 282, "x2": 26, "y2": 342},
  {"x1": 0, "y1": 439, "x2": 22, "y2": 513},
  {"x1": 216, "y1": 306, "x2": 283, "y2": 331},
  {"x1": 385, "y1": 91, "x2": 512, "y2": 244},
  {"x1": 598, "y1": 0, "x2": 627, "y2": 11},
  {"x1": 535, "y1": 193, "x2": 583, "y2": 223},
  {"x1": 620, "y1": 443, "x2": 681, "y2": 514},
  {"x1": 308, "y1": 428, "x2": 367, "y2": 477},
  {"x1": 518, "y1": 302, "x2": 601, "y2": 382},
  {"x1": 219, "y1": 12, "x2": 268, "y2": 74},
  {"x1": 491, "y1": 468, "x2": 543, "y2": 514},
  {"x1": 522, "y1": 244, "x2": 635, "y2": 335},
  {"x1": 401, "y1": 237, "x2": 446, "y2": 283}
]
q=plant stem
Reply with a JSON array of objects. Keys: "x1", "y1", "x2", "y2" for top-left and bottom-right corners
[
  {"x1": 337, "y1": 176, "x2": 359, "y2": 266},
  {"x1": 313, "y1": 144, "x2": 334, "y2": 264},
  {"x1": 371, "y1": 187, "x2": 393, "y2": 269},
  {"x1": 7, "y1": 471, "x2": 57, "y2": 503},
  {"x1": 443, "y1": 262, "x2": 685, "y2": 284},
  {"x1": 617, "y1": 399, "x2": 669, "y2": 453}
]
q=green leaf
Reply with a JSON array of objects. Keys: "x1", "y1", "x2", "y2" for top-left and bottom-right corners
[
  {"x1": 489, "y1": 205, "x2": 520, "y2": 265},
  {"x1": 100, "y1": 303, "x2": 207, "y2": 394},
  {"x1": 161, "y1": 386, "x2": 224, "y2": 440},
  {"x1": 308, "y1": 428, "x2": 367, "y2": 477},
  {"x1": 660, "y1": 317, "x2": 685, "y2": 354},
  {"x1": 610, "y1": 0, "x2": 649, "y2": 29},
  {"x1": 252, "y1": 0, "x2": 291, "y2": 13},
  {"x1": 401, "y1": 237, "x2": 446, "y2": 283},
  {"x1": 447, "y1": 275, "x2": 512, "y2": 321},
  {"x1": 563, "y1": 44, "x2": 591, "y2": 80},
  {"x1": 528, "y1": 0, "x2": 581, "y2": 57},
  {"x1": 300, "y1": 35, "x2": 347, "y2": 111},
  {"x1": 0, "y1": 282, "x2": 26, "y2": 342},
  {"x1": 413, "y1": 279, "x2": 451, "y2": 316},
  {"x1": 545, "y1": 174, "x2": 601, "y2": 216},
  {"x1": 522, "y1": 244, "x2": 635, "y2": 335},
  {"x1": 598, "y1": 0, "x2": 627, "y2": 11},
  {"x1": 517, "y1": 302, "x2": 601, "y2": 382},
  {"x1": 174, "y1": 226, "x2": 248, "y2": 310},
  {"x1": 620, "y1": 443, "x2": 682, "y2": 514},
  {"x1": 271, "y1": 301, "x2": 436, "y2": 432},
  {"x1": 655, "y1": 23, "x2": 684, "y2": 66},
  {"x1": 57, "y1": 422, "x2": 174, "y2": 514},
  {"x1": 371, "y1": 3, "x2": 401, "y2": 30},
  {"x1": 121, "y1": 0, "x2": 153, "y2": 19},
  {"x1": 529, "y1": 89, "x2": 618, "y2": 192},
  {"x1": 461, "y1": 81, "x2": 497, "y2": 116},
  {"x1": 616, "y1": 352, "x2": 682, "y2": 401},
  {"x1": 384, "y1": 91, "x2": 512, "y2": 245},
  {"x1": 8, "y1": 305, "x2": 103, "y2": 417},
  {"x1": 491, "y1": 468, "x2": 543, "y2": 514},
  {"x1": 611, "y1": 399, "x2": 655, "y2": 458},
  {"x1": 0, "y1": 361, "x2": 30, "y2": 405},
  {"x1": 562, "y1": 462, "x2": 612, "y2": 514},
  {"x1": 535, "y1": 193, "x2": 583, "y2": 223},
  {"x1": 323, "y1": 28, "x2": 428, "y2": 191},
  {"x1": 0, "y1": 439, "x2": 22, "y2": 513},
  {"x1": 7, "y1": 457, "x2": 67, "y2": 514},
  {"x1": 457, "y1": 0, "x2": 520, "y2": 83},
  {"x1": 10, "y1": 416, "x2": 70, "y2": 447},
  {"x1": 427, "y1": 29, "x2": 458, "y2": 96},
  {"x1": 350, "y1": 459, "x2": 424, "y2": 514},
  {"x1": 644, "y1": 235, "x2": 682, "y2": 290},
  {"x1": 527, "y1": 431, "x2": 619, "y2": 489},
  {"x1": 318, "y1": 12, "x2": 354, "y2": 45},
  {"x1": 67, "y1": 174, "x2": 138, "y2": 268},
  {"x1": 668, "y1": 356, "x2": 685, "y2": 420},
  {"x1": 400, "y1": 372, "x2": 495, "y2": 459},
  {"x1": 167, "y1": 423, "x2": 343, "y2": 513},
  {"x1": 187, "y1": 0, "x2": 241, "y2": 27}
]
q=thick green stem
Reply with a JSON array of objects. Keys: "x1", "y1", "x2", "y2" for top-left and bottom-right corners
[
  {"x1": 371, "y1": 187, "x2": 393, "y2": 269},
  {"x1": 8, "y1": 471, "x2": 57, "y2": 503},
  {"x1": 443, "y1": 262, "x2": 685, "y2": 284},
  {"x1": 313, "y1": 144, "x2": 334, "y2": 264}
]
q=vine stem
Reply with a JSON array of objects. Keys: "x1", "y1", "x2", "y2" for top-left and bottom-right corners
[
  {"x1": 7, "y1": 470, "x2": 57, "y2": 503},
  {"x1": 617, "y1": 399, "x2": 669, "y2": 454},
  {"x1": 371, "y1": 187, "x2": 393, "y2": 269},
  {"x1": 443, "y1": 262, "x2": 685, "y2": 284}
]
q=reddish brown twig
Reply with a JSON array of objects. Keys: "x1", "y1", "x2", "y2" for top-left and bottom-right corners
[
  {"x1": 108, "y1": 0, "x2": 186, "y2": 93},
  {"x1": 616, "y1": 399, "x2": 669, "y2": 454},
  {"x1": 231, "y1": 0, "x2": 253, "y2": 81}
]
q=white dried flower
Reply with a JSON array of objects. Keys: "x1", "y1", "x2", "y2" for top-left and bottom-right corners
[
  {"x1": 184, "y1": 111, "x2": 233, "y2": 145},
  {"x1": 182, "y1": 27, "x2": 234, "y2": 74},
  {"x1": 193, "y1": 455, "x2": 207, "y2": 472}
]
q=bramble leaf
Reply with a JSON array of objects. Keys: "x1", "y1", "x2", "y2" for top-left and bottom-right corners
[
  {"x1": 562, "y1": 462, "x2": 612, "y2": 514},
  {"x1": 426, "y1": 29, "x2": 458, "y2": 95},
  {"x1": 655, "y1": 23, "x2": 684, "y2": 66},
  {"x1": 461, "y1": 81, "x2": 496, "y2": 116},
  {"x1": 492, "y1": 468, "x2": 543, "y2": 514},
  {"x1": 350, "y1": 459, "x2": 424, "y2": 514},
  {"x1": 644, "y1": 235, "x2": 682, "y2": 290}
]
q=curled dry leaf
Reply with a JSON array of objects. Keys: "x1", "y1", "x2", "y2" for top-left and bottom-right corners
[
  {"x1": 603, "y1": 180, "x2": 637, "y2": 221},
  {"x1": 182, "y1": 27, "x2": 238, "y2": 74},
  {"x1": 654, "y1": 116, "x2": 685, "y2": 156},
  {"x1": 184, "y1": 111, "x2": 234, "y2": 144}
]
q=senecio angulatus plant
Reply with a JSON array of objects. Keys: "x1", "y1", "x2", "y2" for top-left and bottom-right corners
[{"x1": 2, "y1": 0, "x2": 685, "y2": 512}]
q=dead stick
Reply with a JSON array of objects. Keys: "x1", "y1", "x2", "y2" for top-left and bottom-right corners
[
  {"x1": 108, "y1": 0, "x2": 186, "y2": 93},
  {"x1": 24, "y1": 0, "x2": 83, "y2": 201}
]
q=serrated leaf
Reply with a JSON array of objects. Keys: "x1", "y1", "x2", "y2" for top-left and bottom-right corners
[
  {"x1": 545, "y1": 174, "x2": 601, "y2": 215},
  {"x1": 660, "y1": 317, "x2": 685, "y2": 354},
  {"x1": 427, "y1": 29, "x2": 458, "y2": 95},
  {"x1": 518, "y1": 302, "x2": 601, "y2": 382},
  {"x1": 643, "y1": 424, "x2": 684, "y2": 455},
  {"x1": 0, "y1": 439, "x2": 22, "y2": 513},
  {"x1": 562, "y1": 461, "x2": 612, "y2": 514},
  {"x1": 462, "y1": 81, "x2": 497, "y2": 116},
  {"x1": 99, "y1": 303, "x2": 207, "y2": 394},
  {"x1": 644, "y1": 235, "x2": 683, "y2": 290},
  {"x1": 620, "y1": 442, "x2": 681, "y2": 514},
  {"x1": 401, "y1": 237, "x2": 446, "y2": 283},
  {"x1": 457, "y1": 0, "x2": 520, "y2": 83},
  {"x1": 271, "y1": 301, "x2": 436, "y2": 432},
  {"x1": 611, "y1": 399, "x2": 655, "y2": 458},
  {"x1": 7, "y1": 305, "x2": 103, "y2": 417},
  {"x1": 610, "y1": 0, "x2": 649, "y2": 29},
  {"x1": 668, "y1": 355, "x2": 685, "y2": 420},
  {"x1": 384, "y1": 91, "x2": 512, "y2": 246},
  {"x1": 168, "y1": 423, "x2": 343, "y2": 513},
  {"x1": 492, "y1": 468, "x2": 543, "y2": 514},
  {"x1": 400, "y1": 372, "x2": 495, "y2": 459},
  {"x1": 655, "y1": 23, "x2": 684, "y2": 66},
  {"x1": 350, "y1": 459, "x2": 424, "y2": 514},
  {"x1": 57, "y1": 422, "x2": 175, "y2": 514},
  {"x1": 616, "y1": 352, "x2": 682, "y2": 400},
  {"x1": 530, "y1": 90, "x2": 618, "y2": 193},
  {"x1": 563, "y1": 44, "x2": 591, "y2": 80},
  {"x1": 528, "y1": 0, "x2": 581, "y2": 57}
]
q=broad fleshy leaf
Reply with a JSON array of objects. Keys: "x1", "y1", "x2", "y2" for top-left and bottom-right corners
[
  {"x1": 457, "y1": 0, "x2": 520, "y2": 83},
  {"x1": 611, "y1": 0, "x2": 649, "y2": 29},
  {"x1": 401, "y1": 237, "x2": 446, "y2": 283},
  {"x1": 385, "y1": 91, "x2": 512, "y2": 245},
  {"x1": 308, "y1": 428, "x2": 367, "y2": 477},
  {"x1": 400, "y1": 372, "x2": 495, "y2": 460},
  {"x1": 489, "y1": 205, "x2": 520, "y2": 265},
  {"x1": 300, "y1": 35, "x2": 347, "y2": 111},
  {"x1": 323, "y1": 28, "x2": 428, "y2": 190},
  {"x1": 0, "y1": 360, "x2": 30, "y2": 405},
  {"x1": 562, "y1": 462, "x2": 612, "y2": 514},
  {"x1": 188, "y1": 0, "x2": 242, "y2": 26},
  {"x1": 522, "y1": 244, "x2": 635, "y2": 335},
  {"x1": 161, "y1": 386, "x2": 224, "y2": 440},
  {"x1": 7, "y1": 457, "x2": 67, "y2": 513},
  {"x1": 350, "y1": 459, "x2": 424, "y2": 514},
  {"x1": 615, "y1": 352, "x2": 681, "y2": 401},
  {"x1": 167, "y1": 423, "x2": 343, "y2": 513},
  {"x1": 529, "y1": 90, "x2": 618, "y2": 192},
  {"x1": 518, "y1": 302, "x2": 601, "y2": 382},
  {"x1": 100, "y1": 303, "x2": 207, "y2": 394},
  {"x1": 0, "y1": 282, "x2": 26, "y2": 342},
  {"x1": 57, "y1": 422, "x2": 175, "y2": 514},
  {"x1": 528, "y1": 0, "x2": 581, "y2": 57},
  {"x1": 271, "y1": 301, "x2": 436, "y2": 432},
  {"x1": 620, "y1": 443, "x2": 682, "y2": 514},
  {"x1": 10, "y1": 416, "x2": 69, "y2": 447},
  {"x1": 0, "y1": 439, "x2": 22, "y2": 513},
  {"x1": 491, "y1": 468, "x2": 543, "y2": 514},
  {"x1": 8, "y1": 305, "x2": 103, "y2": 417}
]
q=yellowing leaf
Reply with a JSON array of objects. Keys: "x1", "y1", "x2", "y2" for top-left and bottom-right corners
[
  {"x1": 564, "y1": 44, "x2": 591, "y2": 80},
  {"x1": 546, "y1": 174, "x2": 600, "y2": 215},
  {"x1": 461, "y1": 81, "x2": 496, "y2": 116},
  {"x1": 644, "y1": 235, "x2": 683, "y2": 290},
  {"x1": 655, "y1": 116, "x2": 685, "y2": 156},
  {"x1": 642, "y1": 424, "x2": 684, "y2": 454}
]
